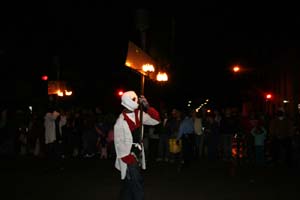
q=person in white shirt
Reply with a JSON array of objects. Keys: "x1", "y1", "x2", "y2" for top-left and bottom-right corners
[{"x1": 44, "y1": 108, "x2": 60, "y2": 159}]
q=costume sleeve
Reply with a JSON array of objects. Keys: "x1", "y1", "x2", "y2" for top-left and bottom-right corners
[
  {"x1": 121, "y1": 154, "x2": 137, "y2": 164},
  {"x1": 142, "y1": 107, "x2": 161, "y2": 126}
]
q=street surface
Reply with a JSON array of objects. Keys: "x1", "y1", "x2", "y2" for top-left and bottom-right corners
[{"x1": 2, "y1": 156, "x2": 299, "y2": 200}]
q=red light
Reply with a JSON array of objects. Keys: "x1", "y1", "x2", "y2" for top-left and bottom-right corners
[
  {"x1": 118, "y1": 90, "x2": 124, "y2": 96},
  {"x1": 266, "y1": 93, "x2": 272, "y2": 99},
  {"x1": 41, "y1": 75, "x2": 48, "y2": 81}
]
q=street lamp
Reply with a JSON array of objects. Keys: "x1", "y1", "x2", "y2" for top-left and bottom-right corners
[{"x1": 232, "y1": 65, "x2": 241, "y2": 73}]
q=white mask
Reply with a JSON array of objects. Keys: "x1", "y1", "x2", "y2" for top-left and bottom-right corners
[{"x1": 121, "y1": 91, "x2": 139, "y2": 111}]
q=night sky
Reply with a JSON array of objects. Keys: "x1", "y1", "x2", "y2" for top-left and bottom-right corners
[{"x1": 1, "y1": 3, "x2": 300, "y2": 111}]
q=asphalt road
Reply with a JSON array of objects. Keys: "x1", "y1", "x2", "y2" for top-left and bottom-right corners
[{"x1": 2, "y1": 156, "x2": 300, "y2": 200}]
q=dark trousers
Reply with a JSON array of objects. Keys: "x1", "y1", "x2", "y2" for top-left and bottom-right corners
[
  {"x1": 271, "y1": 137, "x2": 293, "y2": 166},
  {"x1": 181, "y1": 134, "x2": 194, "y2": 165},
  {"x1": 255, "y1": 145, "x2": 265, "y2": 165},
  {"x1": 157, "y1": 134, "x2": 170, "y2": 160},
  {"x1": 194, "y1": 134, "x2": 204, "y2": 159},
  {"x1": 46, "y1": 141, "x2": 63, "y2": 160},
  {"x1": 120, "y1": 163, "x2": 144, "y2": 200}
]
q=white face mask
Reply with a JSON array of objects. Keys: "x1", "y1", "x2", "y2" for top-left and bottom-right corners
[
  {"x1": 122, "y1": 99, "x2": 138, "y2": 111},
  {"x1": 121, "y1": 91, "x2": 139, "y2": 111}
]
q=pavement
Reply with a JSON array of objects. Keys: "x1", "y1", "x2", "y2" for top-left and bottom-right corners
[{"x1": 2, "y1": 156, "x2": 300, "y2": 200}]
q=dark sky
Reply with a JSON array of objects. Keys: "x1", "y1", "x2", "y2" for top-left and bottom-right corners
[
  {"x1": 147, "y1": 4, "x2": 300, "y2": 108},
  {"x1": 1, "y1": 3, "x2": 300, "y2": 110}
]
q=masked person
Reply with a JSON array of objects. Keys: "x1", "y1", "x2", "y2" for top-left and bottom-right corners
[{"x1": 114, "y1": 91, "x2": 160, "y2": 200}]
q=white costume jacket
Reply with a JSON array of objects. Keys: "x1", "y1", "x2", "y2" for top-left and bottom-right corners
[
  {"x1": 44, "y1": 111, "x2": 60, "y2": 144},
  {"x1": 114, "y1": 107, "x2": 160, "y2": 179}
]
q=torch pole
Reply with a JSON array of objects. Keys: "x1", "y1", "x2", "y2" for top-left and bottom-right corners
[{"x1": 140, "y1": 73, "x2": 145, "y2": 142}]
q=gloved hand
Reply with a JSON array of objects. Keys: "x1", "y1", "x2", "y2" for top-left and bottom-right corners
[{"x1": 139, "y1": 95, "x2": 149, "y2": 111}]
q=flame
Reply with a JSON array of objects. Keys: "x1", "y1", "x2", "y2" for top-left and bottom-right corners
[
  {"x1": 156, "y1": 72, "x2": 168, "y2": 81},
  {"x1": 57, "y1": 90, "x2": 64, "y2": 97},
  {"x1": 65, "y1": 90, "x2": 72, "y2": 96}
]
